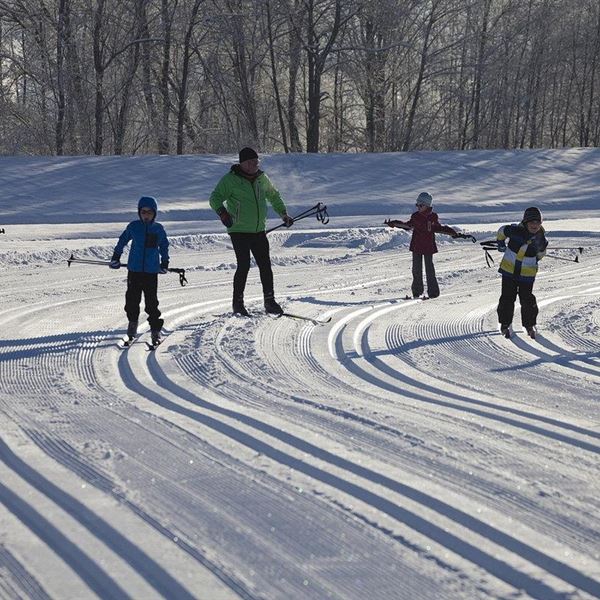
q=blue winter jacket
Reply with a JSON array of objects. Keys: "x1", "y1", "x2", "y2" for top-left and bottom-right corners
[{"x1": 112, "y1": 196, "x2": 169, "y2": 273}]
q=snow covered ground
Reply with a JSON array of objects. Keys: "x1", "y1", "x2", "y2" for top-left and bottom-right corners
[{"x1": 1, "y1": 148, "x2": 599, "y2": 599}]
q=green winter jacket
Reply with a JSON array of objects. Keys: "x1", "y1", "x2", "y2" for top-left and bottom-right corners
[{"x1": 209, "y1": 165, "x2": 287, "y2": 233}]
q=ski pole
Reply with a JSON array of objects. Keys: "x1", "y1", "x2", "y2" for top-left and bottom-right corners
[
  {"x1": 544, "y1": 253, "x2": 580, "y2": 263},
  {"x1": 548, "y1": 246, "x2": 584, "y2": 253},
  {"x1": 452, "y1": 232, "x2": 477, "y2": 242},
  {"x1": 384, "y1": 219, "x2": 411, "y2": 230},
  {"x1": 266, "y1": 202, "x2": 329, "y2": 234},
  {"x1": 67, "y1": 253, "x2": 188, "y2": 286}
]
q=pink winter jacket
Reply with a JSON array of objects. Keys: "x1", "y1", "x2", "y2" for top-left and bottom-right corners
[{"x1": 397, "y1": 208, "x2": 457, "y2": 255}]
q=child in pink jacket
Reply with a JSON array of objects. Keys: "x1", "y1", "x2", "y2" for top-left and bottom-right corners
[{"x1": 386, "y1": 192, "x2": 457, "y2": 298}]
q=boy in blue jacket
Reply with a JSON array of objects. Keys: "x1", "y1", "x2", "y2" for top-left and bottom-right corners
[
  {"x1": 496, "y1": 206, "x2": 547, "y2": 338},
  {"x1": 110, "y1": 196, "x2": 170, "y2": 344}
]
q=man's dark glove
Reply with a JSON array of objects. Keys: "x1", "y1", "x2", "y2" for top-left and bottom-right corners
[
  {"x1": 217, "y1": 207, "x2": 233, "y2": 228},
  {"x1": 282, "y1": 213, "x2": 294, "y2": 227},
  {"x1": 159, "y1": 261, "x2": 169, "y2": 274},
  {"x1": 497, "y1": 242, "x2": 506, "y2": 252}
]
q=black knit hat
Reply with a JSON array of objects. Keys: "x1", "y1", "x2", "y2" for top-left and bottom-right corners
[
  {"x1": 239, "y1": 147, "x2": 258, "y2": 163},
  {"x1": 522, "y1": 206, "x2": 542, "y2": 223}
]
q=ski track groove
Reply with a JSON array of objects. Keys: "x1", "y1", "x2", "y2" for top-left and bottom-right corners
[
  {"x1": 0, "y1": 306, "x2": 264, "y2": 600},
  {"x1": 2, "y1": 244, "x2": 600, "y2": 599},
  {"x1": 124, "y1": 341, "x2": 451, "y2": 600},
  {"x1": 145, "y1": 338, "x2": 600, "y2": 599},
  {"x1": 308, "y1": 313, "x2": 600, "y2": 556},
  {"x1": 160, "y1": 290, "x2": 600, "y2": 598},
  {"x1": 0, "y1": 544, "x2": 51, "y2": 600}
]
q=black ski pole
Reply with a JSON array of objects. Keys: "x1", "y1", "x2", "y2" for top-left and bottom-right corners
[
  {"x1": 167, "y1": 267, "x2": 188, "y2": 286},
  {"x1": 384, "y1": 219, "x2": 411, "y2": 230},
  {"x1": 549, "y1": 246, "x2": 584, "y2": 253},
  {"x1": 544, "y1": 253, "x2": 580, "y2": 263},
  {"x1": 453, "y1": 232, "x2": 477, "y2": 243},
  {"x1": 67, "y1": 253, "x2": 188, "y2": 286},
  {"x1": 266, "y1": 202, "x2": 329, "y2": 234}
]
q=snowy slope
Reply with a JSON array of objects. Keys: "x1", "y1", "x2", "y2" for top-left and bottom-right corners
[{"x1": 1, "y1": 150, "x2": 599, "y2": 600}]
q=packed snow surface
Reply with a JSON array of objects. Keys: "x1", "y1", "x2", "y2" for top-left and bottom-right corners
[{"x1": 1, "y1": 148, "x2": 599, "y2": 599}]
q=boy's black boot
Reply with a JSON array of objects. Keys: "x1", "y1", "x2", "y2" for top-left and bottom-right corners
[
  {"x1": 151, "y1": 329, "x2": 162, "y2": 345},
  {"x1": 264, "y1": 294, "x2": 283, "y2": 315},
  {"x1": 127, "y1": 321, "x2": 138, "y2": 338},
  {"x1": 232, "y1": 296, "x2": 250, "y2": 317}
]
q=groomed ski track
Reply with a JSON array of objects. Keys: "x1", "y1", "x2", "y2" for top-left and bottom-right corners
[{"x1": 1, "y1": 234, "x2": 599, "y2": 600}]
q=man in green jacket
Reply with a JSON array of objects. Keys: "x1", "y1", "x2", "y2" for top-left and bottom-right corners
[{"x1": 209, "y1": 147, "x2": 293, "y2": 316}]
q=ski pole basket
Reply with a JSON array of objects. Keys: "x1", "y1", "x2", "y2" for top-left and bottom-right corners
[{"x1": 167, "y1": 267, "x2": 188, "y2": 286}]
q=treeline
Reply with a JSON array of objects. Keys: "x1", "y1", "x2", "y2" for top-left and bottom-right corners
[{"x1": 1, "y1": 0, "x2": 599, "y2": 155}]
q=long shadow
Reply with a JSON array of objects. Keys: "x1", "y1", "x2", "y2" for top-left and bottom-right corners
[
  {"x1": 0, "y1": 437, "x2": 195, "y2": 600},
  {"x1": 359, "y1": 327, "x2": 600, "y2": 445},
  {"x1": 118, "y1": 353, "x2": 600, "y2": 599},
  {"x1": 296, "y1": 295, "x2": 409, "y2": 308},
  {"x1": 493, "y1": 336, "x2": 600, "y2": 377}
]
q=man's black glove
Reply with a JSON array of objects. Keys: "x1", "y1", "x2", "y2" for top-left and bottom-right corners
[{"x1": 217, "y1": 207, "x2": 233, "y2": 228}]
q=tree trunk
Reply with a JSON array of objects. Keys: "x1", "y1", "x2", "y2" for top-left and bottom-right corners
[
  {"x1": 177, "y1": 0, "x2": 203, "y2": 155},
  {"x1": 403, "y1": 2, "x2": 436, "y2": 152},
  {"x1": 55, "y1": 0, "x2": 69, "y2": 155},
  {"x1": 93, "y1": 0, "x2": 106, "y2": 155},
  {"x1": 287, "y1": 0, "x2": 303, "y2": 152}
]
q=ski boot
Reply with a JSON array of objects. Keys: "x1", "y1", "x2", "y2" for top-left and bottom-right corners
[
  {"x1": 232, "y1": 296, "x2": 250, "y2": 317},
  {"x1": 123, "y1": 321, "x2": 138, "y2": 346},
  {"x1": 264, "y1": 295, "x2": 283, "y2": 315},
  {"x1": 526, "y1": 326, "x2": 536, "y2": 339},
  {"x1": 150, "y1": 329, "x2": 162, "y2": 347},
  {"x1": 127, "y1": 321, "x2": 138, "y2": 338},
  {"x1": 500, "y1": 326, "x2": 511, "y2": 339}
]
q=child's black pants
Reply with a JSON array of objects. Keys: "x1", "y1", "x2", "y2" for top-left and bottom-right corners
[
  {"x1": 497, "y1": 277, "x2": 537, "y2": 328},
  {"x1": 125, "y1": 271, "x2": 164, "y2": 330},
  {"x1": 229, "y1": 232, "x2": 275, "y2": 301}
]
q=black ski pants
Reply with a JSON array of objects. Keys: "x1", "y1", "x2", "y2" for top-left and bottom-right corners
[
  {"x1": 497, "y1": 276, "x2": 538, "y2": 328},
  {"x1": 411, "y1": 252, "x2": 439, "y2": 298},
  {"x1": 229, "y1": 232, "x2": 274, "y2": 301},
  {"x1": 125, "y1": 271, "x2": 164, "y2": 330}
]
